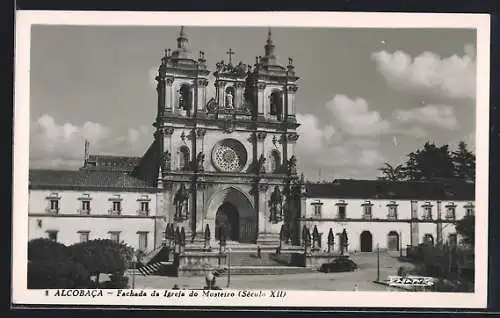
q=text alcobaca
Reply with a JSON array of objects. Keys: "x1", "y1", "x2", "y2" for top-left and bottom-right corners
[{"x1": 53, "y1": 290, "x2": 104, "y2": 297}]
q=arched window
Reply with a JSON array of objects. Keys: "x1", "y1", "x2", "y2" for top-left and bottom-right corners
[
  {"x1": 179, "y1": 146, "x2": 190, "y2": 170},
  {"x1": 270, "y1": 150, "x2": 281, "y2": 173},
  {"x1": 225, "y1": 86, "x2": 235, "y2": 108},
  {"x1": 179, "y1": 84, "x2": 192, "y2": 115},
  {"x1": 270, "y1": 90, "x2": 283, "y2": 120}
]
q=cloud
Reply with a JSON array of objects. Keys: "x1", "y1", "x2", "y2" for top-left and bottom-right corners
[
  {"x1": 30, "y1": 114, "x2": 152, "y2": 169},
  {"x1": 393, "y1": 104, "x2": 459, "y2": 130},
  {"x1": 296, "y1": 113, "x2": 384, "y2": 177},
  {"x1": 326, "y1": 95, "x2": 390, "y2": 135},
  {"x1": 371, "y1": 44, "x2": 476, "y2": 100}
]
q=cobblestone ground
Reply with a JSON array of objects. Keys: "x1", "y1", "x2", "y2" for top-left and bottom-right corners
[{"x1": 130, "y1": 251, "x2": 408, "y2": 291}]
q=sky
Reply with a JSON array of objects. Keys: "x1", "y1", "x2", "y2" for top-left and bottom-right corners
[{"x1": 29, "y1": 25, "x2": 477, "y2": 180}]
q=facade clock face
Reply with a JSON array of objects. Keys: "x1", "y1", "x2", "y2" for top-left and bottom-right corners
[{"x1": 212, "y1": 139, "x2": 248, "y2": 172}]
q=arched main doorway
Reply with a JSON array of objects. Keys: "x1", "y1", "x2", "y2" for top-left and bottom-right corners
[
  {"x1": 205, "y1": 186, "x2": 256, "y2": 243},
  {"x1": 387, "y1": 231, "x2": 399, "y2": 251},
  {"x1": 215, "y1": 202, "x2": 240, "y2": 241},
  {"x1": 360, "y1": 231, "x2": 373, "y2": 252}
]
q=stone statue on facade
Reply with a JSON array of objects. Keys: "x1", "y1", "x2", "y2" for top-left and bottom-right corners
[
  {"x1": 196, "y1": 152, "x2": 205, "y2": 171},
  {"x1": 269, "y1": 185, "x2": 283, "y2": 221},
  {"x1": 257, "y1": 154, "x2": 266, "y2": 174},
  {"x1": 226, "y1": 91, "x2": 234, "y2": 108},
  {"x1": 174, "y1": 184, "x2": 189, "y2": 220}
]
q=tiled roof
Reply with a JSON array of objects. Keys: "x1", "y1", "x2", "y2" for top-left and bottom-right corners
[
  {"x1": 82, "y1": 155, "x2": 142, "y2": 172},
  {"x1": 29, "y1": 169, "x2": 157, "y2": 191},
  {"x1": 306, "y1": 179, "x2": 475, "y2": 201}
]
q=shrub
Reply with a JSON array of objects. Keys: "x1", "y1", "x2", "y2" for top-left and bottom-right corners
[
  {"x1": 28, "y1": 260, "x2": 91, "y2": 289},
  {"x1": 69, "y1": 239, "x2": 131, "y2": 284},
  {"x1": 28, "y1": 238, "x2": 69, "y2": 262}
]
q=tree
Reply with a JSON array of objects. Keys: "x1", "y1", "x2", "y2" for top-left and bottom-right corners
[
  {"x1": 28, "y1": 260, "x2": 91, "y2": 289},
  {"x1": 455, "y1": 214, "x2": 475, "y2": 247},
  {"x1": 28, "y1": 238, "x2": 69, "y2": 262},
  {"x1": 378, "y1": 162, "x2": 406, "y2": 181},
  {"x1": 403, "y1": 142, "x2": 455, "y2": 181},
  {"x1": 69, "y1": 239, "x2": 132, "y2": 285},
  {"x1": 452, "y1": 141, "x2": 476, "y2": 181}
]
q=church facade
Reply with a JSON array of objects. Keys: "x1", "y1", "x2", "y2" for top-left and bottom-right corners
[
  {"x1": 132, "y1": 27, "x2": 302, "y2": 247},
  {"x1": 27, "y1": 27, "x2": 474, "y2": 255}
]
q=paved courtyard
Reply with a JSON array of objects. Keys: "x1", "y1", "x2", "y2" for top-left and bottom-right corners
[{"x1": 131, "y1": 251, "x2": 410, "y2": 291}]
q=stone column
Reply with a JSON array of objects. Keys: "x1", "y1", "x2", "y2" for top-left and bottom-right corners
[
  {"x1": 256, "y1": 131, "x2": 267, "y2": 160},
  {"x1": 257, "y1": 82, "x2": 266, "y2": 117},
  {"x1": 287, "y1": 133, "x2": 299, "y2": 162},
  {"x1": 410, "y1": 200, "x2": 419, "y2": 246},
  {"x1": 216, "y1": 80, "x2": 225, "y2": 108},
  {"x1": 286, "y1": 84, "x2": 297, "y2": 118},
  {"x1": 197, "y1": 78, "x2": 207, "y2": 111},
  {"x1": 164, "y1": 127, "x2": 174, "y2": 165},
  {"x1": 165, "y1": 78, "x2": 174, "y2": 112},
  {"x1": 194, "y1": 183, "x2": 207, "y2": 240},
  {"x1": 256, "y1": 183, "x2": 270, "y2": 244},
  {"x1": 436, "y1": 200, "x2": 442, "y2": 247},
  {"x1": 164, "y1": 182, "x2": 174, "y2": 223},
  {"x1": 235, "y1": 81, "x2": 245, "y2": 109}
]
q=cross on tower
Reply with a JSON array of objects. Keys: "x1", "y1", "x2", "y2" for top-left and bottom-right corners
[{"x1": 226, "y1": 48, "x2": 235, "y2": 65}]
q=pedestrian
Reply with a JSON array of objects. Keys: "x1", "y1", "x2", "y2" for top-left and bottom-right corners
[{"x1": 257, "y1": 246, "x2": 261, "y2": 258}]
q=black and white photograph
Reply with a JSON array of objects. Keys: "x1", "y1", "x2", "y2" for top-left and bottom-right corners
[{"x1": 13, "y1": 11, "x2": 490, "y2": 308}]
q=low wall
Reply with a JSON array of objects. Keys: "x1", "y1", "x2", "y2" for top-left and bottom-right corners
[
  {"x1": 304, "y1": 253, "x2": 337, "y2": 269},
  {"x1": 177, "y1": 251, "x2": 227, "y2": 277}
]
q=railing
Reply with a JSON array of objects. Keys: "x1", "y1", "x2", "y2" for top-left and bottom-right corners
[
  {"x1": 78, "y1": 208, "x2": 90, "y2": 215},
  {"x1": 45, "y1": 208, "x2": 59, "y2": 215},
  {"x1": 108, "y1": 209, "x2": 122, "y2": 216}
]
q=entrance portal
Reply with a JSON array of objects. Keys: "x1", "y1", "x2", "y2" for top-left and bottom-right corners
[
  {"x1": 387, "y1": 231, "x2": 399, "y2": 251},
  {"x1": 215, "y1": 202, "x2": 240, "y2": 241},
  {"x1": 360, "y1": 231, "x2": 373, "y2": 252}
]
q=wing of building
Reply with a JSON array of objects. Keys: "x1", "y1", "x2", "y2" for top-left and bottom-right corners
[{"x1": 28, "y1": 27, "x2": 475, "y2": 256}]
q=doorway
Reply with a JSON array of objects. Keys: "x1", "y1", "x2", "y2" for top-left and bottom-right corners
[
  {"x1": 360, "y1": 231, "x2": 373, "y2": 252},
  {"x1": 215, "y1": 202, "x2": 240, "y2": 241},
  {"x1": 387, "y1": 231, "x2": 399, "y2": 251}
]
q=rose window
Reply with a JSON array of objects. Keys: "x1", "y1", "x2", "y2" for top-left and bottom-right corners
[{"x1": 212, "y1": 139, "x2": 247, "y2": 172}]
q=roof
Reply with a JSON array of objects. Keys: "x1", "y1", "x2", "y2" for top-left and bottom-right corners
[
  {"x1": 305, "y1": 179, "x2": 475, "y2": 201},
  {"x1": 29, "y1": 169, "x2": 157, "y2": 192},
  {"x1": 82, "y1": 155, "x2": 142, "y2": 172}
]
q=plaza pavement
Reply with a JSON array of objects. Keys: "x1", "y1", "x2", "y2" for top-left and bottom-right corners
[{"x1": 130, "y1": 251, "x2": 410, "y2": 291}]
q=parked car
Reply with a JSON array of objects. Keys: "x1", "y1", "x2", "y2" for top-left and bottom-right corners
[{"x1": 320, "y1": 257, "x2": 358, "y2": 273}]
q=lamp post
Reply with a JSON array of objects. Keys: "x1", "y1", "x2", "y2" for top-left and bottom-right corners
[
  {"x1": 376, "y1": 244, "x2": 380, "y2": 282},
  {"x1": 131, "y1": 253, "x2": 137, "y2": 289},
  {"x1": 226, "y1": 248, "x2": 231, "y2": 288},
  {"x1": 399, "y1": 231, "x2": 403, "y2": 257}
]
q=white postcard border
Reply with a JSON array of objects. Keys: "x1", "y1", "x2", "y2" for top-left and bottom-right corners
[{"x1": 13, "y1": 11, "x2": 490, "y2": 308}]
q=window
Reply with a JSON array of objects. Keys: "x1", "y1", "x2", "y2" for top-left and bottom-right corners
[
  {"x1": 80, "y1": 200, "x2": 90, "y2": 215},
  {"x1": 109, "y1": 201, "x2": 121, "y2": 215},
  {"x1": 422, "y1": 202, "x2": 433, "y2": 220},
  {"x1": 138, "y1": 232, "x2": 148, "y2": 251},
  {"x1": 362, "y1": 201, "x2": 372, "y2": 219},
  {"x1": 109, "y1": 231, "x2": 120, "y2": 243},
  {"x1": 140, "y1": 202, "x2": 149, "y2": 214},
  {"x1": 465, "y1": 203, "x2": 475, "y2": 216},
  {"x1": 179, "y1": 146, "x2": 190, "y2": 171},
  {"x1": 46, "y1": 231, "x2": 58, "y2": 242},
  {"x1": 79, "y1": 231, "x2": 89, "y2": 243},
  {"x1": 387, "y1": 201, "x2": 398, "y2": 220},
  {"x1": 46, "y1": 193, "x2": 60, "y2": 214},
  {"x1": 338, "y1": 205, "x2": 346, "y2": 220},
  {"x1": 445, "y1": 204, "x2": 456, "y2": 220},
  {"x1": 311, "y1": 201, "x2": 323, "y2": 217}
]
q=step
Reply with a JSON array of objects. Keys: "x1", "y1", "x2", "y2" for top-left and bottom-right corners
[{"x1": 224, "y1": 266, "x2": 317, "y2": 275}]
